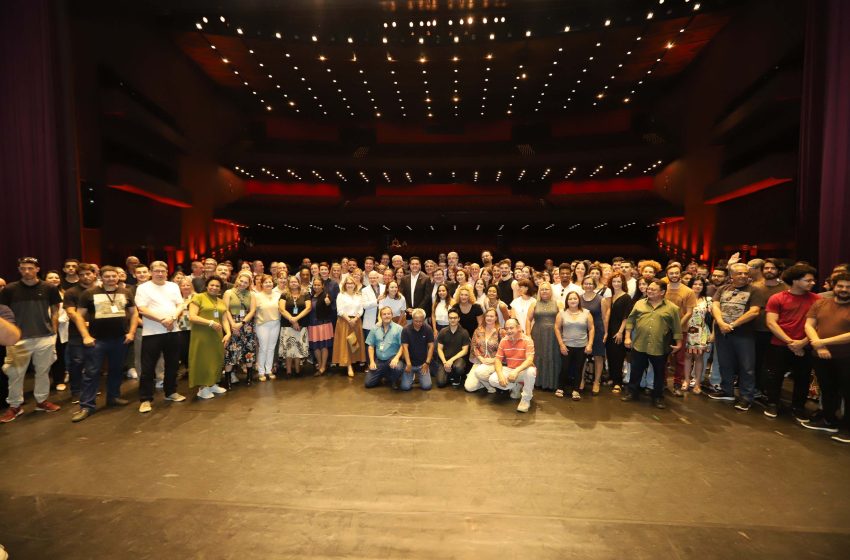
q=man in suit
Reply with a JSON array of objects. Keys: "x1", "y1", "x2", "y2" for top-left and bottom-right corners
[{"x1": 400, "y1": 256, "x2": 432, "y2": 320}]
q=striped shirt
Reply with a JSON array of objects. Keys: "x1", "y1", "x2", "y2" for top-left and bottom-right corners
[{"x1": 496, "y1": 334, "x2": 535, "y2": 368}]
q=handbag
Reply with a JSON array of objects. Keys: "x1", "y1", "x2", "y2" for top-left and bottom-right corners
[{"x1": 346, "y1": 331, "x2": 360, "y2": 353}]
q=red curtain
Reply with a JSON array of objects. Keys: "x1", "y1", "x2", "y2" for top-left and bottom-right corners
[
  {"x1": 0, "y1": 0, "x2": 79, "y2": 278},
  {"x1": 817, "y1": 0, "x2": 850, "y2": 272}
]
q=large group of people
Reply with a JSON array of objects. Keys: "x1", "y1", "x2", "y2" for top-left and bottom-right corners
[{"x1": 1, "y1": 251, "x2": 848, "y2": 444}]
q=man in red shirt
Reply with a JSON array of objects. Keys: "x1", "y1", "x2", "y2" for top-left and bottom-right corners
[
  {"x1": 489, "y1": 318, "x2": 537, "y2": 413},
  {"x1": 804, "y1": 272, "x2": 850, "y2": 442},
  {"x1": 763, "y1": 264, "x2": 819, "y2": 420}
]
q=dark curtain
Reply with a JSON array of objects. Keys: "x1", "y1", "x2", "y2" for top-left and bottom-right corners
[
  {"x1": 0, "y1": 0, "x2": 79, "y2": 279},
  {"x1": 817, "y1": 0, "x2": 850, "y2": 272}
]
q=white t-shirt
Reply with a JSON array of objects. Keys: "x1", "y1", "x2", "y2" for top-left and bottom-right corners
[
  {"x1": 510, "y1": 296, "x2": 537, "y2": 333},
  {"x1": 134, "y1": 281, "x2": 183, "y2": 336}
]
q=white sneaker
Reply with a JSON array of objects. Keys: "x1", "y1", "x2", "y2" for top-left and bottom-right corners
[
  {"x1": 126, "y1": 368, "x2": 139, "y2": 379},
  {"x1": 197, "y1": 387, "x2": 214, "y2": 399},
  {"x1": 209, "y1": 384, "x2": 227, "y2": 394},
  {"x1": 138, "y1": 401, "x2": 152, "y2": 413},
  {"x1": 155, "y1": 379, "x2": 164, "y2": 390},
  {"x1": 230, "y1": 373, "x2": 240, "y2": 384},
  {"x1": 517, "y1": 399, "x2": 531, "y2": 413},
  {"x1": 165, "y1": 392, "x2": 186, "y2": 402},
  {"x1": 510, "y1": 383, "x2": 522, "y2": 399},
  {"x1": 485, "y1": 385, "x2": 497, "y2": 394}
]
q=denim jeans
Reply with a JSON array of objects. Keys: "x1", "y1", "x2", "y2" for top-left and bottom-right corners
[
  {"x1": 82, "y1": 337, "x2": 128, "y2": 410},
  {"x1": 65, "y1": 340, "x2": 85, "y2": 395},
  {"x1": 627, "y1": 351, "x2": 668, "y2": 400},
  {"x1": 365, "y1": 359, "x2": 405, "y2": 389},
  {"x1": 400, "y1": 364, "x2": 433, "y2": 391},
  {"x1": 715, "y1": 331, "x2": 756, "y2": 401}
]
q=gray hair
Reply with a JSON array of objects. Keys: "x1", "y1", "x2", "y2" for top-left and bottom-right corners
[{"x1": 411, "y1": 308, "x2": 426, "y2": 320}]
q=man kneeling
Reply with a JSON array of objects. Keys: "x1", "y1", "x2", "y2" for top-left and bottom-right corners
[
  {"x1": 400, "y1": 308, "x2": 434, "y2": 390},
  {"x1": 365, "y1": 306, "x2": 405, "y2": 389},
  {"x1": 489, "y1": 319, "x2": 537, "y2": 412}
]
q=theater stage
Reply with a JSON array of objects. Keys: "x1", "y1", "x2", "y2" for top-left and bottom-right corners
[{"x1": 1, "y1": 374, "x2": 849, "y2": 559}]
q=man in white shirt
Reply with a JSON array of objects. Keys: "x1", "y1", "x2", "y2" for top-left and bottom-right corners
[
  {"x1": 552, "y1": 262, "x2": 582, "y2": 303},
  {"x1": 134, "y1": 261, "x2": 186, "y2": 413}
]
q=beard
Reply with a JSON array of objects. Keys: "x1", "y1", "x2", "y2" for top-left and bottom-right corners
[{"x1": 835, "y1": 293, "x2": 850, "y2": 303}]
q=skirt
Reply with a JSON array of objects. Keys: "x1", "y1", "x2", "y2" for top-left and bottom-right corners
[
  {"x1": 224, "y1": 320, "x2": 257, "y2": 367},
  {"x1": 307, "y1": 321, "x2": 334, "y2": 350},
  {"x1": 279, "y1": 326, "x2": 309, "y2": 359},
  {"x1": 331, "y1": 317, "x2": 365, "y2": 366}
]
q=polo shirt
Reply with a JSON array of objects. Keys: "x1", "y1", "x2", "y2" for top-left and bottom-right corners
[
  {"x1": 495, "y1": 334, "x2": 535, "y2": 369},
  {"x1": 366, "y1": 321, "x2": 403, "y2": 361},
  {"x1": 436, "y1": 326, "x2": 471, "y2": 358},
  {"x1": 401, "y1": 323, "x2": 434, "y2": 366}
]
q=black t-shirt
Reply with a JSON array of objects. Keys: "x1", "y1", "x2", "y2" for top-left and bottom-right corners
[
  {"x1": 60, "y1": 277, "x2": 79, "y2": 291},
  {"x1": 63, "y1": 285, "x2": 89, "y2": 342},
  {"x1": 79, "y1": 286, "x2": 135, "y2": 340},
  {"x1": 436, "y1": 326, "x2": 471, "y2": 359},
  {"x1": 401, "y1": 323, "x2": 434, "y2": 366},
  {"x1": 450, "y1": 303, "x2": 483, "y2": 338},
  {"x1": 0, "y1": 280, "x2": 62, "y2": 339},
  {"x1": 497, "y1": 278, "x2": 514, "y2": 309}
]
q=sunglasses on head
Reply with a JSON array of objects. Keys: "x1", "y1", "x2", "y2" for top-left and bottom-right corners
[{"x1": 18, "y1": 257, "x2": 39, "y2": 266}]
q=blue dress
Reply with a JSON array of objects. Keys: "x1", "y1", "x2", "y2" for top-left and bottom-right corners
[{"x1": 581, "y1": 293, "x2": 606, "y2": 357}]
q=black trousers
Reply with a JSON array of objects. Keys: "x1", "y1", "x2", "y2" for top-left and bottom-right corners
[
  {"x1": 51, "y1": 339, "x2": 67, "y2": 386},
  {"x1": 765, "y1": 344, "x2": 812, "y2": 412},
  {"x1": 139, "y1": 332, "x2": 180, "y2": 402},
  {"x1": 754, "y1": 330, "x2": 772, "y2": 393},
  {"x1": 813, "y1": 356, "x2": 850, "y2": 429},
  {"x1": 437, "y1": 357, "x2": 467, "y2": 388},
  {"x1": 627, "y1": 351, "x2": 669, "y2": 400},
  {"x1": 558, "y1": 346, "x2": 587, "y2": 392},
  {"x1": 606, "y1": 339, "x2": 627, "y2": 386}
]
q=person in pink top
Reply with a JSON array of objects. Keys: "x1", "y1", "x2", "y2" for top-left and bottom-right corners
[{"x1": 488, "y1": 318, "x2": 537, "y2": 413}]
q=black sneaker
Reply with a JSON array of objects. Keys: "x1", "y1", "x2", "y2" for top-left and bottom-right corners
[
  {"x1": 763, "y1": 403, "x2": 779, "y2": 418},
  {"x1": 801, "y1": 418, "x2": 839, "y2": 433},
  {"x1": 652, "y1": 398, "x2": 666, "y2": 409},
  {"x1": 707, "y1": 390, "x2": 735, "y2": 401},
  {"x1": 621, "y1": 392, "x2": 637, "y2": 403},
  {"x1": 830, "y1": 430, "x2": 850, "y2": 444},
  {"x1": 791, "y1": 408, "x2": 809, "y2": 423},
  {"x1": 671, "y1": 388, "x2": 684, "y2": 398},
  {"x1": 733, "y1": 399, "x2": 751, "y2": 412},
  {"x1": 752, "y1": 395, "x2": 769, "y2": 408}
]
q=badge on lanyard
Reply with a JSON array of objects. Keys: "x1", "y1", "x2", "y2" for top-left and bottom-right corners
[
  {"x1": 110, "y1": 305, "x2": 119, "y2": 314},
  {"x1": 213, "y1": 310, "x2": 220, "y2": 319},
  {"x1": 239, "y1": 309, "x2": 245, "y2": 320}
]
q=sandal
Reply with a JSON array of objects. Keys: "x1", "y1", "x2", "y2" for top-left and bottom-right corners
[
  {"x1": 571, "y1": 391, "x2": 582, "y2": 401},
  {"x1": 555, "y1": 389, "x2": 564, "y2": 398},
  {"x1": 592, "y1": 382, "x2": 601, "y2": 396},
  {"x1": 612, "y1": 385, "x2": 621, "y2": 394}
]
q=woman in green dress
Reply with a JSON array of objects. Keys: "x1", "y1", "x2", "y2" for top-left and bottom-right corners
[{"x1": 188, "y1": 277, "x2": 231, "y2": 399}]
